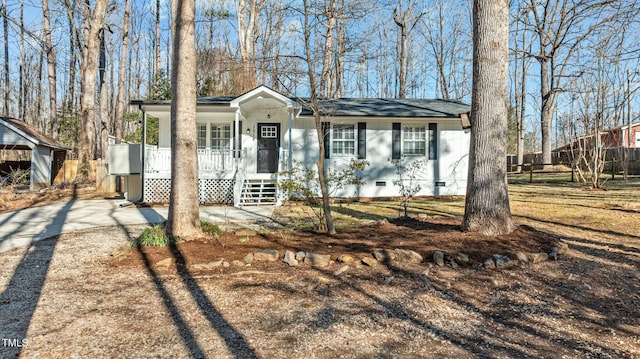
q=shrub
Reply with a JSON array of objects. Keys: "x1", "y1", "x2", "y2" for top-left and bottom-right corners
[
  {"x1": 131, "y1": 222, "x2": 176, "y2": 247},
  {"x1": 131, "y1": 220, "x2": 223, "y2": 247}
]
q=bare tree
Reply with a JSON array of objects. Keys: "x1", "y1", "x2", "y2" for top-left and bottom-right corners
[
  {"x1": 462, "y1": 0, "x2": 516, "y2": 236},
  {"x1": 521, "y1": 0, "x2": 632, "y2": 169},
  {"x1": 78, "y1": 0, "x2": 108, "y2": 177},
  {"x1": 299, "y1": 0, "x2": 337, "y2": 235},
  {"x1": 114, "y1": 0, "x2": 131, "y2": 145},
  {"x1": 237, "y1": 0, "x2": 266, "y2": 92},
  {"x1": 393, "y1": 0, "x2": 423, "y2": 99},
  {"x1": 42, "y1": 0, "x2": 59, "y2": 139},
  {"x1": 167, "y1": 0, "x2": 200, "y2": 239},
  {"x1": 2, "y1": 0, "x2": 9, "y2": 115}
]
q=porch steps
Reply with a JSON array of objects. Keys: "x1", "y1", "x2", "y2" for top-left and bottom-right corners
[{"x1": 239, "y1": 179, "x2": 277, "y2": 206}]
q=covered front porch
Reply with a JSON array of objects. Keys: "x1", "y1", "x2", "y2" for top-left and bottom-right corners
[{"x1": 132, "y1": 86, "x2": 301, "y2": 206}]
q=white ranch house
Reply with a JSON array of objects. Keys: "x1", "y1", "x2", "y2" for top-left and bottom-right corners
[{"x1": 122, "y1": 86, "x2": 470, "y2": 206}]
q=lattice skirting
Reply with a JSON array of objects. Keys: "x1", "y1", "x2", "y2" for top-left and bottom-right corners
[{"x1": 143, "y1": 178, "x2": 235, "y2": 204}]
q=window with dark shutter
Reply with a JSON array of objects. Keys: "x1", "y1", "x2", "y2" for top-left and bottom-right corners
[
  {"x1": 358, "y1": 122, "x2": 366, "y2": 159},
  {"x1": 392, "y1": 122, "x2": 401, "y2": 159},
  {"x1": 428, "y1": 123, "x2": 438, "y2": 160}
]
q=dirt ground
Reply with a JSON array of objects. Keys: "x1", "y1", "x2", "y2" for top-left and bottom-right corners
[{"x1": 1, "y1": 179, "x2": 639, "y2": 358}]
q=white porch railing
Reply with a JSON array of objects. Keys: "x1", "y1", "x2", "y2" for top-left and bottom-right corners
[{"x1": 145, "y1": 148, "x2": 243, "y2": 174}]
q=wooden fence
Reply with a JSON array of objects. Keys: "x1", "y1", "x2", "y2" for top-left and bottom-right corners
[
  {"x1": 507, "y1": 148, "x2": 640, "y2": 175},
  {"x1": 53, "y1": 159, "x2": 116, "y2": 192}
]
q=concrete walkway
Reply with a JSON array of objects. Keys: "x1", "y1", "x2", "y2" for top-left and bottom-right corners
[{"x1": 0, "y1": 199, "x2": 276, "y2": 253}]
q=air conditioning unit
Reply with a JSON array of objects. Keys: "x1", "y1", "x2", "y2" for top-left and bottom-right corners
[{"x1": 108, "y1": 144, "x2": 141, "y2": 175}]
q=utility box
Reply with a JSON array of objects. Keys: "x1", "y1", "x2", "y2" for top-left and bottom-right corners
[{"x1": 108, "y1": 144, "x2": 141, "y2": 175}]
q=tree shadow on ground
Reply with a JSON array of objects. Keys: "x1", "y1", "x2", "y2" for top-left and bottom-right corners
[
  {"x1": 0, "y1": 186, "x2": 77, "y2": 358},
  {"x1": 121, "y1": 207, "x2": 257, "y2": 358}
]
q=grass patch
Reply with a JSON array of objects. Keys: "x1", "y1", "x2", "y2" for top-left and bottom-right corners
[
  {"x1": 200, "y1": 220, "x2": 224, "y2": 237},
  {"x1": 131, "y1": 222, "x2": 176, "y2": 247},
  {"x1": 131, "y1": 220, "x2": 224, "y2": 247}
]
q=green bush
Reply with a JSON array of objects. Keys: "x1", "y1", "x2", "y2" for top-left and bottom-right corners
[
  {"x1": 131, "y1": 220, "x2": 224, "y2": 247},
  {"x1": 131, "y1": 222, "x2": 176, "y2": 247}
]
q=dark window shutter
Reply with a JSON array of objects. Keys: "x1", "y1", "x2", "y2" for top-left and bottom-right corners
[
  {"x1": 357, "y1": 122, "x2": 366, "y2": 159},
  {"x1": 322, "y1": 122, "x2": 331, "y2": 159},
  {"x1": 429, "y1": 123, "x2": 438, "y2": 160},
  {"x1": 392, "y1": 122, "x2": 401, "y2": 159}
]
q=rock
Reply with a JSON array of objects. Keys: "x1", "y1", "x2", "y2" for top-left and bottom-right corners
[
  {"x1": 231, "y1": 260, "x2": 245, "y2": 267},
  {"x1": 361, "y1": 257, "x2": 378, "y2": 267},
  {"x1": 234, "y1": 229, "x2": 257, "y2": 237},
  {"x1": 156, "y1": 257, "x2": 174, "y2": 268},
  {"x1": 493, "y1": 254, "x2": 516, "y2": 269},
  {"x1": 283, "y1": 250, "x2": 299, "y2": 266},
  {"x1": 333, "y1": 265, "x2": 349, "y2": 276},
  {"x1": 549, "y1": 247, "x2": 559, "y2": 261},
  {"x1": 193, "y1": 260, "x2": 223, "y2": 270},
  {"x1": 253, "y1": 249, "x2": 280, "y2": 262},
  {"x1": 222, "y1": 261, "x2": 230, "y2": 268},
  {"x1": 295, "y1": 251, "x2": 306, "y2": 261},
  {"x1": 483, "y1": 258, "x2": 496, "y2": 269},
  {"x1": 373, "y1": 249, "x2": 396, "y2": 262},
  {"x1": 304, "y1": 253, "x2": 331, "y2": 267},
  {"x1": 456, "y1": 253, "x2": 470, "y2": 264},
  {"x1": 557, "y1": 242, "x2": 570, "y2": 255},
  {"x1": 394, "y1": 249, "x2": 423, "y2": 263},
  {"x1": 243, "y1": 253, "x2": 254, "y2": 264},
  {"x1": 515, "y1": 252, "x2": 529, "y2": 263},
  {"x1": 448, "y1": 259, "x2": 459, "y2": 268},
  {"x1": 337, "y1": 254, "x2": 355, "y2": 263},
  {"x1": 528, "y1": 252, "x2": 549, "y2": 264},
  {"x1": 433, "y1": 251, "x2": 445, "y2": 266}
]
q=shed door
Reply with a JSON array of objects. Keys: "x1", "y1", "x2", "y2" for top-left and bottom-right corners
[{"x1": 257, "y1": 123, "x2": 280, "y2": 173}]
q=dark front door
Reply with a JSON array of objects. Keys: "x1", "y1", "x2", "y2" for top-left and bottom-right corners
[{"x1": 257, "y1": 123, "x2": 280, "y2": 173}]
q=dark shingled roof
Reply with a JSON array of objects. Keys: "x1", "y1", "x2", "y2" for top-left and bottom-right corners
[
  {"x1": 297, "y1": 98, "x2": 469, "y2": 118},
  {"x1": 0, "y1": 117, "x2": 71, "y2": 150},
  {"x1": 132, "y1": 96, "x2": 470, "y2": 118}
]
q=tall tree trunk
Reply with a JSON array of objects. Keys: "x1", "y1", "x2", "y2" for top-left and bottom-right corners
[
  {"x1": 18, "y1": 0, "x2": 24, "y2": 119},
  {"x1": 237, "y1": 0, "x2": 265, "y2": 92},
  {"x1": 64, "y1": 0, "x2": 77, "y2": 115},
  {"x1": 114, "y1": 0, "x2": 131, "y2": 144},
  {"x1": 167, "y1": 0, "x2": 200, "y2": 239},
  {"x1": 78, "y1": 0, "x2": 107, "y2": 178},
  {"x1": 516, "y1": 23, "x2": 527, "y2": 173},
  {"x1": 303, "y1": 0, "x2": 336, "y2": 235},
  {"x1": 2, "y1": 0, "x2": 9, "y2": 115},
  {"x1": 43, "y1": 0, "x2": 59, "y2": 139},
  {"x1": 462, "y1": 0, "x2": 515, "y2": 236},
  {"x1": 155, "y1": 0, "x2": 161, "y2": 83},
  {"x1": 321, "y1": 0, "x2": 337, "y2": 98},
  {"x1": 98, "y1": 34, "x2": 108, "y2": 159},
  {"x1": 539, "y1": 56, "x2": 554, "y2": 168}
]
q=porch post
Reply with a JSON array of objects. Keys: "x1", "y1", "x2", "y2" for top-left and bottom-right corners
[
  {"x1": 288, "y1": 108, "x2": 293, "y2": 171},
  {"x1": 140, "y1": 108, "x2": 147, "y2": 202},
  {"x1": 235, "y1": 109, "x2": 241, "y2": 166}
]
